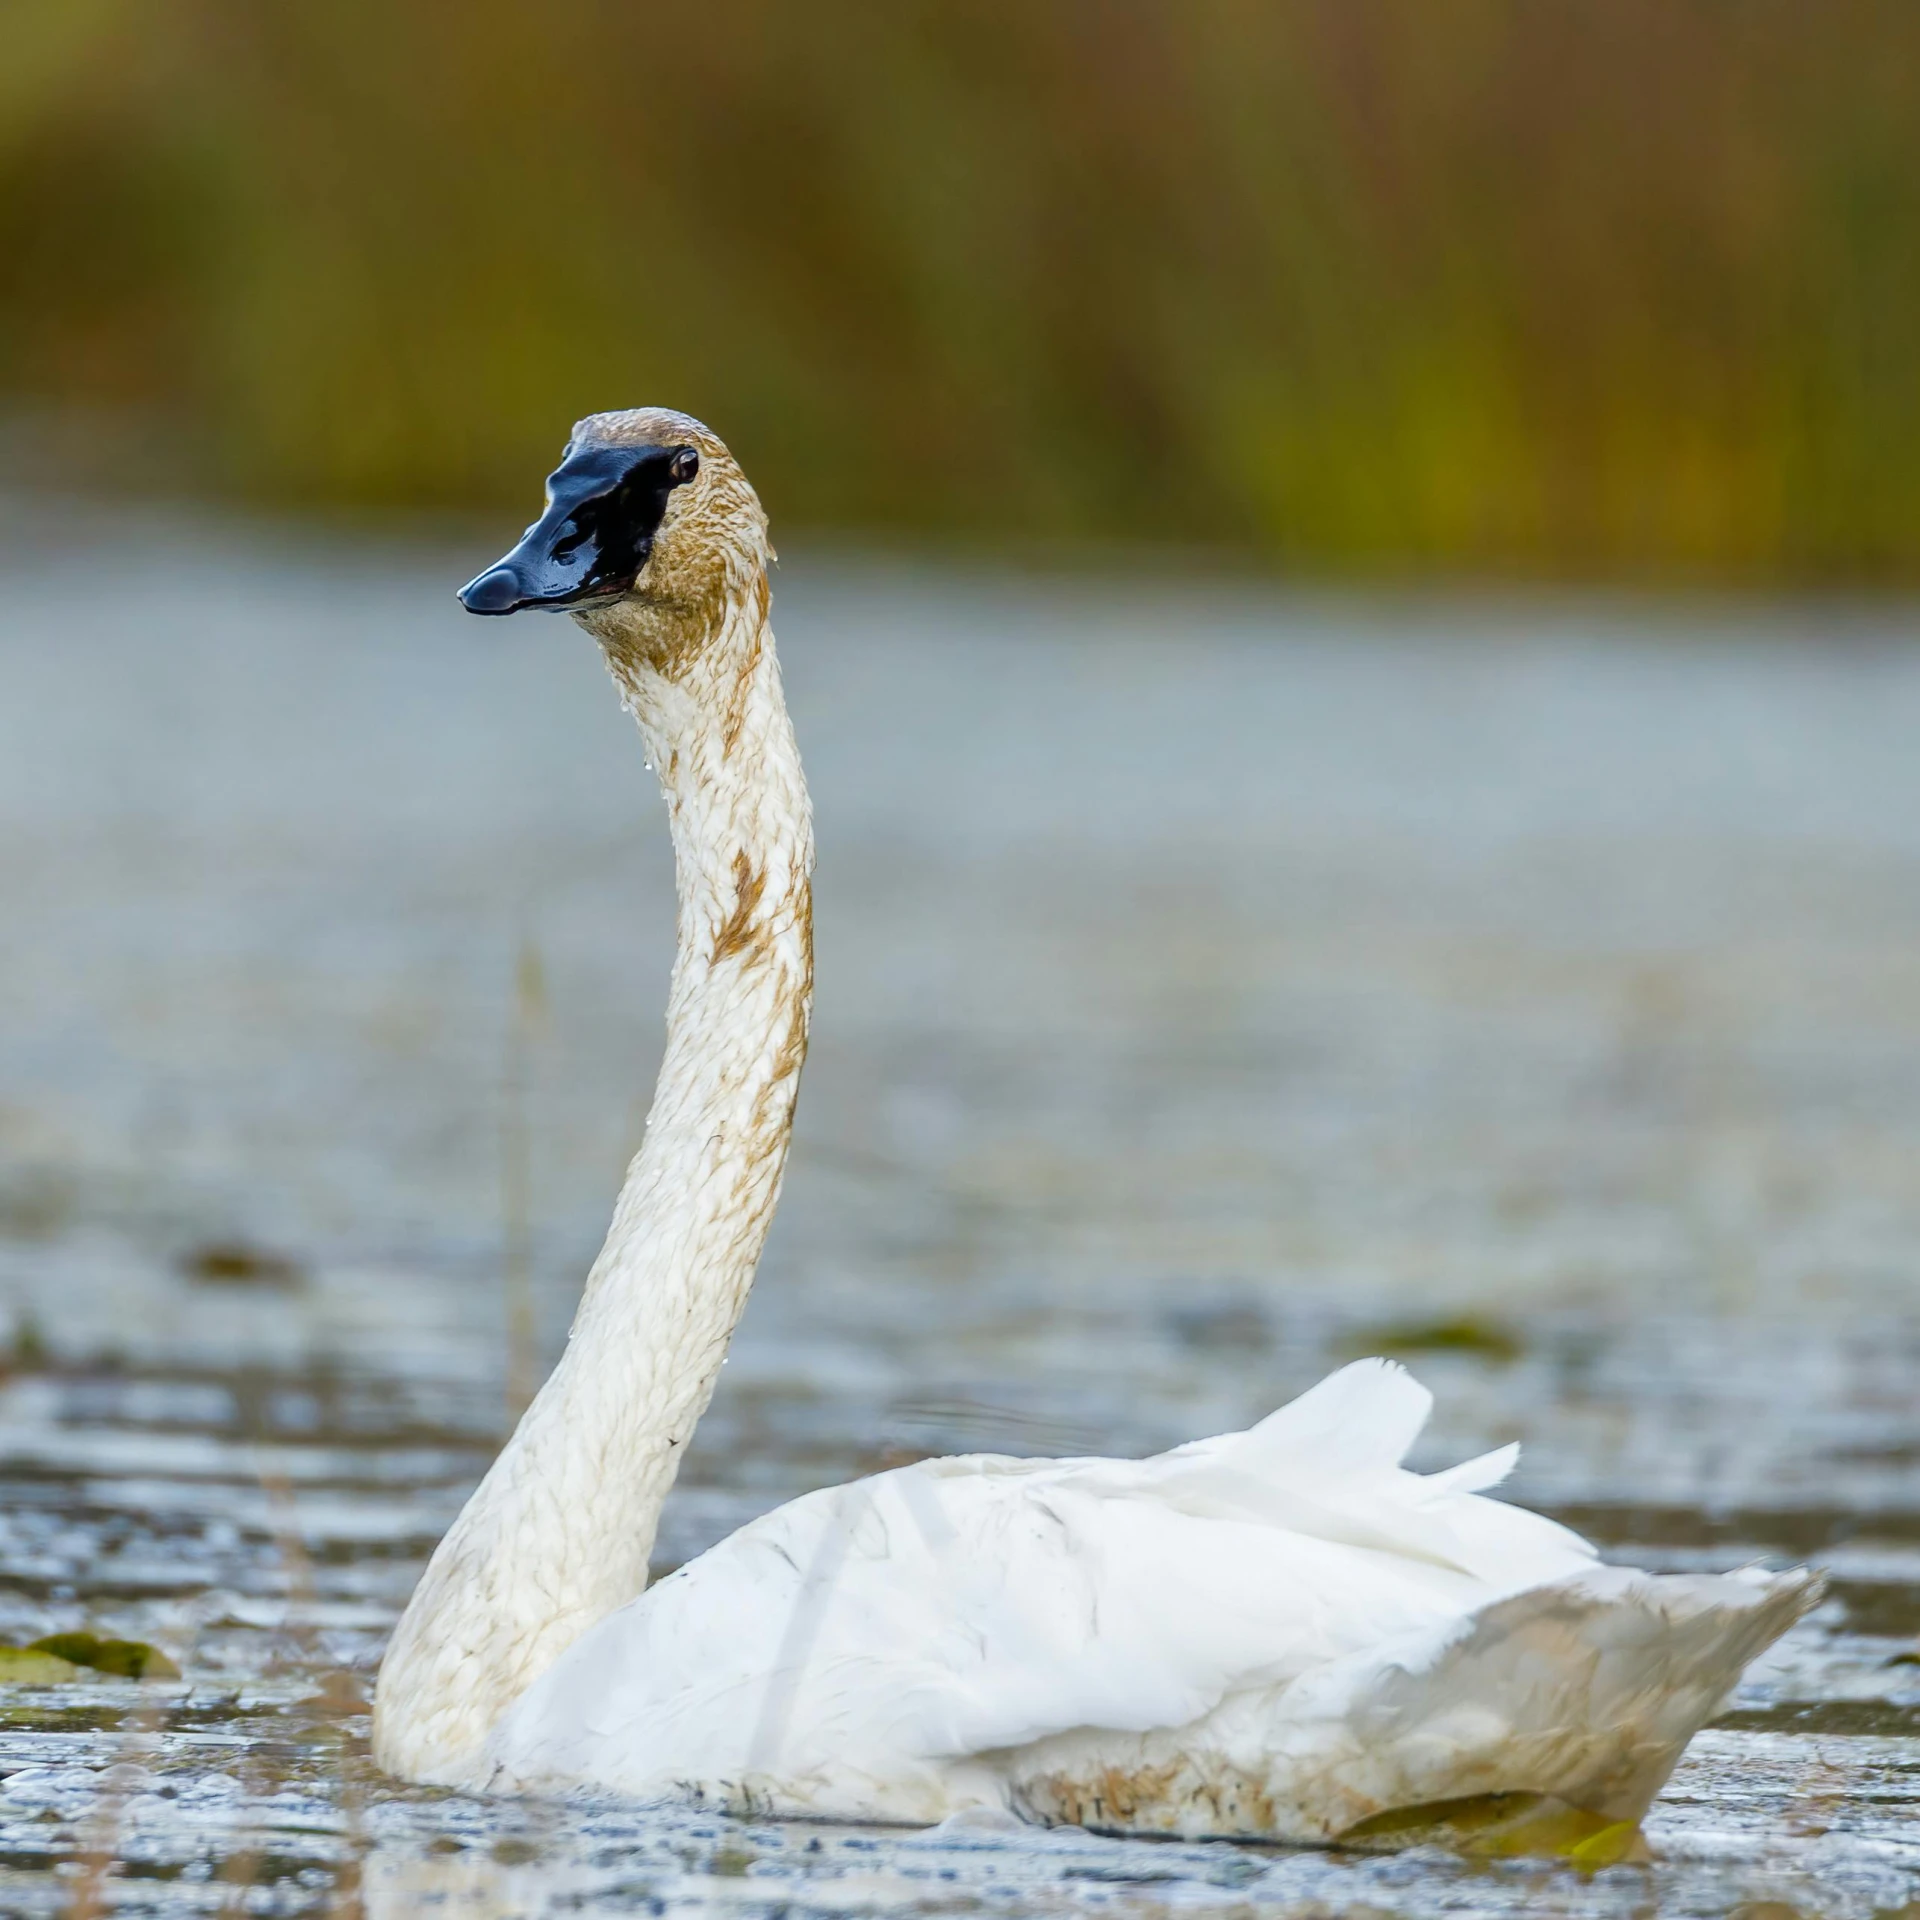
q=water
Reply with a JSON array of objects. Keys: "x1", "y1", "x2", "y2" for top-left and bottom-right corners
[{"x1": 2, "y1": 503, "x2": 1919, "y2": 1913}]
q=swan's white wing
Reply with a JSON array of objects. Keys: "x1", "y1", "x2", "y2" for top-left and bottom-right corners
[
  {"x1": 1057, "y1": 1358, "x2": 1592, "y2": 1589},
  {"x1": 1007, "y1": 1561, "x2": 1824, "y2": 1839},
  {"x1": 486, "y1": 1360, "x2": 1595, "y2": 1817}
]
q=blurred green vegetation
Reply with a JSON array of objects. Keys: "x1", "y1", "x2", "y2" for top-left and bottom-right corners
[{"x1": 4, "y1": 1, "x2": 1920, "y2": 579}]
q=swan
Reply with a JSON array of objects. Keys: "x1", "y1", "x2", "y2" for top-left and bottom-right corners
[{"x1": 371, "y1": 407, "x2": 1819, "y2": 1845}]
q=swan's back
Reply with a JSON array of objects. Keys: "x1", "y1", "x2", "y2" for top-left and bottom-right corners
[{"x1": 485, "y1": 1360, "x2": 1817, "y2": 1837}]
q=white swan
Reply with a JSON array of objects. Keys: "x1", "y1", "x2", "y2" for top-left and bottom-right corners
[{"x1": 372, "y1": 408, "x2": 1818, "y2": 1844}]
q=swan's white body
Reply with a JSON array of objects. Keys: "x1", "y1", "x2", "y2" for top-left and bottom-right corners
[
  {"x1": 487, "y1": 1361, "x2": 1810, "y2": 1838},
  {"x1": 374, "y1": 408, "x2": 1818, "y2": 1842}
]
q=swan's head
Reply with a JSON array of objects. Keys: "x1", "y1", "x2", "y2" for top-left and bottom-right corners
[{"x1": 458, "y1": 409, "x2": 766, "y2": 633}]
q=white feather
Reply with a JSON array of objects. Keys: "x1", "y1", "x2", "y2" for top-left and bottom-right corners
[
  {"x1": 375, "y1": 411, "x2": 1821, "y2": 1841},
  {"x1": 485, "y1": 1357, "x2": 1817, "y2": 1835}
]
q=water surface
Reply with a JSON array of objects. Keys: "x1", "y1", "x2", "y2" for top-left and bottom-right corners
[{"x1": 2, "y1": 508, "x2": 1919, "y2": 1913}]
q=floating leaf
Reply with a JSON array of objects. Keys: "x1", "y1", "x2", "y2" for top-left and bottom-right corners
[
  {"x1": 304, "y1": 1671, "x2": 369, "y2": 1714},
  {"x1": 1564, "y1": 1821, "x2": 1647, "y2": 1870},
  {"x1": 1340, "y1": 1791, "x2": 1647, "y2": 1865},
  {"x1": 29, "y1": 1633, "x2": 181, "y2": 1680},
  {"x1": 4, "y1": 1312, "x2": 49, "y2": 1372},
  {"x1": 0, "y1": 1647, "x2": 84, "y2": 1684},
  {"x1": 179, "y1": 1241, "x2": 304, "y2": 1287},
  {"x1": 1345, "y1": 1316, "x2": 1524, "y2": 1365}
]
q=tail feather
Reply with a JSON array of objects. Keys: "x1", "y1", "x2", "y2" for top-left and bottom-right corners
[
  {"x1": 1228, "y1": 1358, "x2": 1435, "y2": 1477},
  {"x1": 1420, "y1": 1441, "x2": 1520, "y2": 1497},
  {"x1": 1127, "y1": 1362, "x2": 1589, "y2": 1589},
  {"x1": 1278, "y1": 1563, "x2": 1826, "y2": 1832},
  {"x1": 1005, "y1": 1563, "x2": 1824, "y2": 1843}
]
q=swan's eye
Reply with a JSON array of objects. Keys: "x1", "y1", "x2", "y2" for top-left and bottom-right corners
[{"x1": 667, "y1": 447, "x2": 699, "y2": 487}]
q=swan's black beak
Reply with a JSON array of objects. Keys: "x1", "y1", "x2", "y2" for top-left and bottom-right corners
[{"x1": 458, "y1": 442, "x2": 700, "y2": 615}]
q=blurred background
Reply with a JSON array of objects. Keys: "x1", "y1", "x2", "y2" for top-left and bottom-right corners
[
  {"x1": 8, "y1": 0, "x2": 1920, "y2": 578},
  {"x1": 3, "y1": 5, "x2": 1920, "y2": 1913}
]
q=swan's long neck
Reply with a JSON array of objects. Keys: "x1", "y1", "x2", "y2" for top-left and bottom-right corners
[{"x1": 374, "y1": 574, "x2": 812, "y2": 1786}]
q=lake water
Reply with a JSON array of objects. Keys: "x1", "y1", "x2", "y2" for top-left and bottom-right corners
[{"x1": 1, "y1": 502, "x2": 1918, "y2": 1914}]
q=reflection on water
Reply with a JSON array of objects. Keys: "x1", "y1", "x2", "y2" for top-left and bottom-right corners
[{"x1": 1, "y1": 504, "x2": 1919, "y2": 1912}]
